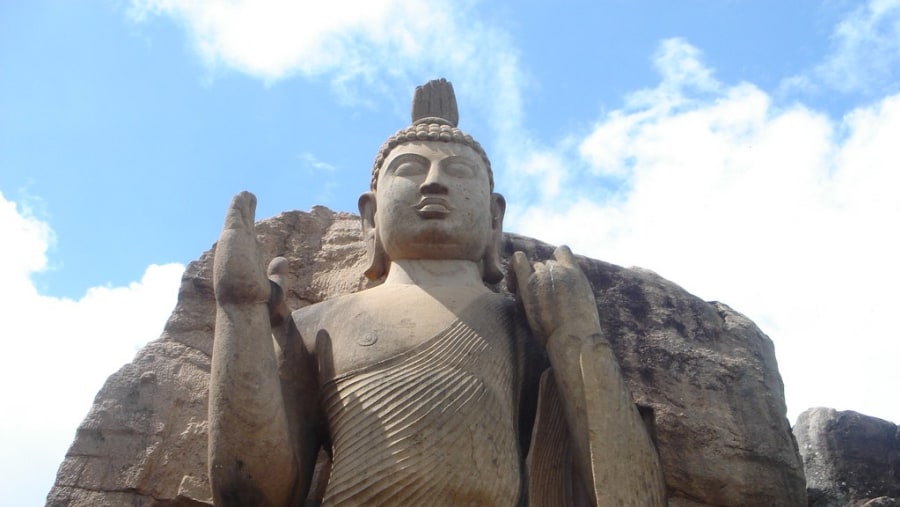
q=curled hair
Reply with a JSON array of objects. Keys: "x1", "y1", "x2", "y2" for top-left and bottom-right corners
[{"x1": 370, "y1": 122, "x2": 493, "y2": 191}]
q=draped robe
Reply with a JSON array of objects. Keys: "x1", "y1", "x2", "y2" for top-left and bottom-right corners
[{"x1": 294, "y1": 292, "x2": 589, "y2": 506}]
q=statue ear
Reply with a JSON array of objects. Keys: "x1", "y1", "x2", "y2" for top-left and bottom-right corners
[
  {"x1": 482, "y1": 192, "x2": 506, "y2": 284},
  {"x1": 358, "y1": 192, "x2": 387, "y2": 280}
]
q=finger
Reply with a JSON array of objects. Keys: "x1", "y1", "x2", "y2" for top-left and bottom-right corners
[
  {"x1": 223, "y1": 195, "x2": 244, "y2": 230},
  {"x1": 510, "y1": 251, "x2": 534, "y2": 294},
  {"x1": 238, "y1": 191, "x2": 257, "y2": 229},
  {"x1": 223, "y1": 191, "x2": 257, "y2": 231},
  {"x1": 553, "y1": 245, "x2": 577, "y2": 267}
]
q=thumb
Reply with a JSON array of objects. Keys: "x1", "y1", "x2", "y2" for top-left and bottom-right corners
[{"x1": 510, "y1": 251, "x2": 534, "y2": 295}]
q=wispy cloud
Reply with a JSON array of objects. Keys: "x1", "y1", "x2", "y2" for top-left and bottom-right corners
[
  {"x1": 127, "y1": 0, "x2": 539, "y2": 227},
  {"x1": 0, "y1": 191, "x2": 184, "y2": 503},
  {"x1": 127, "y1": 0, "x2": 526, "y2": 147},
  {"x1": 509, "y1": 37, "x2": 900, "y2": 424},
  {"x1": 782, "y1": 0, "x2": 900, "y2": 96},
  {"x1": 298, "y1": 152, "x2": 335, "y2": 172},
  {"x1": 127, "y1": 0, "x2": 539, "y2": 230},
  {"x1": 129, "y1": 0, "x2": 411, "y2": 82},
  {"x1": 1, "y1": 192, "x2": 55, "y2": 289}
]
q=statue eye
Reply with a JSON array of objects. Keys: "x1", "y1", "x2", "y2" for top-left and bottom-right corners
[
  {"x1": 393, "y1": 160, "x2": 428, "y2": 177},
  {"x1": 444, "y1": 161, "x2": 475, "y2": 178}
]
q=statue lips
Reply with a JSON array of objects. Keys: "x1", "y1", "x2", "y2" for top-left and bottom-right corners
[{"x1": 414, "y1": 196, "x2": 452, "y2": 219}]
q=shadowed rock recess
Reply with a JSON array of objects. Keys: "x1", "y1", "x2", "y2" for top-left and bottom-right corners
[{"x1": 47, "y1": 207, "x2": 807, "y2": 506}]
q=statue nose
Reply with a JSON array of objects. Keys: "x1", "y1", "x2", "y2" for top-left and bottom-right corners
[
  {"x1": 420, "y1": 180, "x2": 449, "y2": 195},
  {"x1": 420, "y1": 166, "x2": 449, "y2": 195}
]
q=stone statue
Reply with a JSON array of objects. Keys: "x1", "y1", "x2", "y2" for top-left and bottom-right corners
[{"x1": 209, "y1": 79, "x2": 666, "y2": 506}]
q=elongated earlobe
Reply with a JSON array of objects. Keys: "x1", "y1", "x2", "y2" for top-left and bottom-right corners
[
  {"x1": 482, "y1": 193, "x2": 506, "y2": 284},
  {"x1": 358, "y1": 192, "x2": 388, "y2": 280}
]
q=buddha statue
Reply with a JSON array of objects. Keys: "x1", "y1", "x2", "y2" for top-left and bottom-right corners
[{"x1": 209, "y1": 79, "x2": 665, "y2": 506}]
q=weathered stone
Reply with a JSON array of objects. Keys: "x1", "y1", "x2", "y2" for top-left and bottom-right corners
[
  {"x1": 795, "y1": 407, "x2": 900, "y2": 507},
  {"x1": 46, "y1": 338, "x2": 210, "y2": 507},
  {"x1": 857, "y1": 498, "x2": 900, "y2": 507},
  {"x1": 48, "y1": 207, "x2": 806, "y2": 506},
  {"x1": 210, "y1": 80, "x2": 665, "y2": 506}
]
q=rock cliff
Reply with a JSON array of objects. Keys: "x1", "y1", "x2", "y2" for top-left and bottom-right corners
[
  {"x1": 795, "y1": 407, "x2": 900, "y2": 507},
  {"x1": 47, "y1": 207, "x2": 807, "y2": 506}
]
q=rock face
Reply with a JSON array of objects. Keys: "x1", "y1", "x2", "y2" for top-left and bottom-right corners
[
  {"x1": 47, "y1": 207, "x2": 806, "y2": 506},
  {"x1": 795, "y1": 407, "x2": 900, "y2": 506}
]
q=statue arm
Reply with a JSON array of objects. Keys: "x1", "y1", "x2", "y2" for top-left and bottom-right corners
[
  {"x1": 209, "y1": 192, "x2": 312, "y2": 506},
  {"x1": 512, "y1": 246, "x2": 666, "y2": 505}
]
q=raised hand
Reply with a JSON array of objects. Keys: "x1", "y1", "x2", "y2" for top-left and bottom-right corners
[
  {"x1": 511, "y1": 245, "x2": 603, "y2": 346},
  {"x1": 213, "y1": 191, "x2": 271, "y2": 306},
  {"x1": 209, "y1": 192, "x2": 299, "y2": 506},
  {"x1": 512, "y1": 246, "x2": 666, "y2": 505}
]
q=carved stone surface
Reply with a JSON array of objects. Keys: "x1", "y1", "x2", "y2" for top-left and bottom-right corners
[
  {"x1": 47, "y1": 207, "x2": 806, "y2": 506},
  {"x1": 795, "y1": 407, "x2": 900, "y2": 507},
  {"x1": 208, "y1": 80, "x2": 668, "y2": 506}
]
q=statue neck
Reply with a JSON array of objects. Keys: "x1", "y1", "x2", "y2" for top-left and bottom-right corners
[{"x1": 384, "y1": 259, "x2": 486, "y2": 288}]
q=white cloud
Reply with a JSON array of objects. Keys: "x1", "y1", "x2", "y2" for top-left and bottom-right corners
[
  {"x1": 130, "y1": 0, "x2": 397, "y2": 81},
  {"x1": 0, "y1": 191, "x2": 184, "y2": 505},
  {"x1": 298, "y1": 152, "x2": 336, "y2": 172},
  {"x1": 649, "y1": 37, "x2": 721, "y2": 97},
  {"x1": 783, "y1": 0, "x2": 900, "y2": 95},
  {"x1": 128, "y1": 0, "x2": 524, "y2": 130},
  {"x1": 510, "y1": 38, "x2": 900, "y2": 425},
  {"x1": 511, "y1": 146, "x2": 568, "y2": 203},
  {"x1": 0, "y1": 194, "x2": 54, "y2": 294},
  {"x1": 128, "y1": 0, "x2": 531, "y2": 201}
]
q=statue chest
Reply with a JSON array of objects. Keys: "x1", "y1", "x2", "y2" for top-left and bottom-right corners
[
  {"x1": 317, "y1": 292, "x2": 523, "y2": 505},
  {"x1": 303, "y1": 287, "x2": 525, "y2": 504},
  {"x1": 313, "y1": 288, "x2": 511, "y2": 381}
]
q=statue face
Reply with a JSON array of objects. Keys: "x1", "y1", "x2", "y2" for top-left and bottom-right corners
[{"x1": 372, "y1": 140, "x2": 495, "y2": 263}]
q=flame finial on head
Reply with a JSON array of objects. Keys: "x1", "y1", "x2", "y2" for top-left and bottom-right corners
[{"x1": 412, "y1": 78, "x2": 459, "y2": 127}]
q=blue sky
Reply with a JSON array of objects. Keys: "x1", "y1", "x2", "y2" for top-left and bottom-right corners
[{"x1": 3, "y1": 0, "x2": 900, "y2": 504}]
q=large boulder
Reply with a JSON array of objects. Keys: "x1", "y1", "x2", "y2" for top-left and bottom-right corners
[
  {"x1": 795, "y1": 407, "x2": 900, "y2": 506},
  {"x1": 47, "y1": 207, "x2": 806, "y2": 506}
]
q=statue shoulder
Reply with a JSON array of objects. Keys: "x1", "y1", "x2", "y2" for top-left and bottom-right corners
[{"x1": 289, "y1": 292, "x2": 370, "y2": 351}]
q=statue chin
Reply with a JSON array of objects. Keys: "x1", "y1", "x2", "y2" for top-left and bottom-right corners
[{"x1": 380, "y1": 224, "x2": 490, "y2": 263}]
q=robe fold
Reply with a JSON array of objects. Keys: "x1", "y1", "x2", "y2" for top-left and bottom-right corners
[{"x1": 320, "y1": 295, "x2": 524, "y2": 506}]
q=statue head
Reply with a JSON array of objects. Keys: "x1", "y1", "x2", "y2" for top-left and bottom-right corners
[{"x1": 359, "y1": 79, "x2": 506, "y2": 283}]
